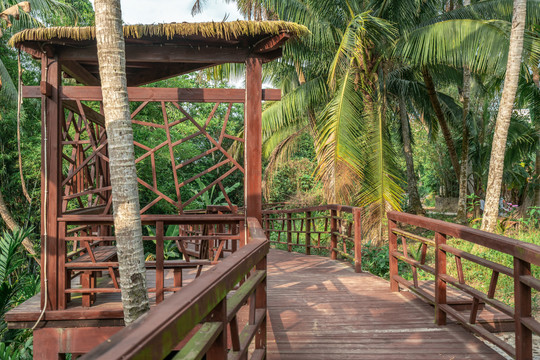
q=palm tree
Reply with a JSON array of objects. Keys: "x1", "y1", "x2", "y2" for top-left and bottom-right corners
[
  {"x1": 94, "y1": 0, "x2": 149, "y2": 325},
  {"x1": 481, "y1": 0, "x2": 528, "y2": 232}
]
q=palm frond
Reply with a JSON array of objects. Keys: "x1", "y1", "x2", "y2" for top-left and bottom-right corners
[
  {"x1": 0, "y1": 58, "x2": 17, "y2": 105},
  {"x1": 262, "y1": 76, "x2": 327, "y2": 138},
  {"x1": 315, "y1": 68, "x2": 365, "y2": 203},
  {"x1": 422, "y1": 0, "x2": 540, "y2": 30},
  {"x1": 395, "y1": 19, "x2": 540, "y2": 75}
]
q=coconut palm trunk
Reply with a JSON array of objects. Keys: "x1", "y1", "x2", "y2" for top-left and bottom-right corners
[
  {"x1": 399, "y1": 97, "x2": 424, "y2": 215},
  {"x1": 481, "y1": 0, "x2": 527, "y2": 232},
  {"x1": 94, "y1": 0, "x2": 149, "y2": 324},
  {"x1": 456, "y1": 65, "x2": 471, "y2": 223},
  {"x1": 456, "y1": 0, "x2": 472, "y2": 224},
  {"x1": 533, "y1": 67, "x2": 540, "y2": 208}
]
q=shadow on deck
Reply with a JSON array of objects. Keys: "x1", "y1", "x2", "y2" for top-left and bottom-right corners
[{"x1": 266, "y1": 249, "x2": 504, "y2": 360}]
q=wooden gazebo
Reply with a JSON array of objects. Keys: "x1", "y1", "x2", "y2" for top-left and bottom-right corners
[{"x1": 6, "y1": 21, "x2": 307, "y2": 359}]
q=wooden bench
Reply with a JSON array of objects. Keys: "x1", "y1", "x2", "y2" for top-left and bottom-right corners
[{"x1": 66, "y1": 246, "x2": 119, "y2": 307}]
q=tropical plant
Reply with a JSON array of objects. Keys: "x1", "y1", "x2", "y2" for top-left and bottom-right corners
[{"x1": 0, "y1": 227, "x2": 37, "y2": 347}]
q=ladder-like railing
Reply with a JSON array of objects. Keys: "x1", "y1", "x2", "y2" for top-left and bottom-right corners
[
  {"x1": 388, "y1": 211, "x2": 540, "y2": 360},
  {"x1": 262, "y1": 204, "x2": 363, "y2": 272}
]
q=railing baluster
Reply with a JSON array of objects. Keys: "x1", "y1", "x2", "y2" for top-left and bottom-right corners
[
  {"x1": 388, "y1": 219, "x2": 399, "y2": 292},
  {"x1": 455, "y1": 256, "x2": 465, "y2": 284},
  {"x1": 469, "y1": 297, "x2": 480, "y2": 324},
  {"x1": 156, "y1": 221, "x2": 164, "y2": 303},
  {"x1": 514, "y1": 257, "x2": 532, "y2": 360},
  {"x1": 330, "y1": 209, "x2": 337, "y2": 260},
  {"x1": 353, "y1": 208, "x2": 362, "y2": 273},
  {"x1": 286, "y1": 213, "x2": 292, "y2": 252},
  {"x1": 487, "y1": 270, "x2": 499, "y2": 299},
  {"x1": 306, "y1": 211, "x2": 311, "y2": 255},
  {"x1": 435, "y1": 231, "x2": 447, "y2": 326}
]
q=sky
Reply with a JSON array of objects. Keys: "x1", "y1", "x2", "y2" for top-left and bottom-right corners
[{"x1": 89, "y1": 0, "x2": 244, "y2": 24}]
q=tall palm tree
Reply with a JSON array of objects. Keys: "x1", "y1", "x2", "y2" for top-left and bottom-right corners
[
  {"x1": 94, "y1": 0, "x2": 149, "y2": 325},
  {"x1": 481, "y1": 0, "x2": 528, "y2": 232}
]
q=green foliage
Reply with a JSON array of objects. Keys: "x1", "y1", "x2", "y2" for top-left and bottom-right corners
[
  {"x1": 0, "y1": 228, "x2": 39, "y2": 356},
  {"x1": 361, "y1": 242, "x2": 409, "y2": 280},
  {"x1": 144, "y1": 225, "x2": 182, "y2": 261}
]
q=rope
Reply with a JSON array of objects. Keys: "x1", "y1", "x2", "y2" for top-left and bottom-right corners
[
  {"x1": 17, "y1": 50, "x2": 32, "y2": 204},
  {"x1": 32, "y1": 57, "x2": 49, "y2": 330}
]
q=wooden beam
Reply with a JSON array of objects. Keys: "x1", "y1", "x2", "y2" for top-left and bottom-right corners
[
  {"x1": 253, "y1": 33, "x2": 291, "y2": 53},
  {"x1": 62, "y1": 60, "x2": 100, "y2": 86},
  {"x1": 59, "y1": 44, "x2": 251, "y2": 63},
  {"x1": 63, "y1": 100, "x2": 105, "y2": 127},
  {"x1": 23, "y1": 86, "x2": 281, "y2": 102},
  {"x1": 126, "y1": 63, "x2": 214, "y2": 87},
  {"x1": 244, "y1": 57, "x2": 263, "y2": 224}
]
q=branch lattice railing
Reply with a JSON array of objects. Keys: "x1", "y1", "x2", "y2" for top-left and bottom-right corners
[
  {"x1": 388, "y1": 211, "x2": 540, "y2": 360},
  {"x1": 262, "y1": 204, "x2": 362, "y2": 272},
  {"x1": 80, "y1": 218, "x2": 268, "y2": 360}
]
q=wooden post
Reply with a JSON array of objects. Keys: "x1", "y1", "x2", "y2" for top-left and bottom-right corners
[
  {"x1": 330, "y1": 209, "x2": 337, "y2": 260},
  {"x1": 41, "y1": 54, "x2": 62, "y2": 310},
  {"x1": 206, "y1": 298, "x2": 227, "y2": 360},
  {"x1": 34, "y1": 328, "x2": 62, "y2": 360},
  {"x1": 286, "y1": 213, "x2": 292, "y2": 252},
  {"x1": 514, "y1": 257, "x2": 532, "y2": 360},
  {"x1": 434, "y1": 232, "x2": 447, "y2": 325},
  {"x1": 353, "y1": 208, "x2": 362, "y2": 273},
  {"x1": 305, "y1": 211, "x2": 311, "y2": 255},
  {"x1": 388, "y1": 218, "x2": 399, "y2": 292},
  {"x1": 239, "y1": 220, "x2": 246, "y2": 247},
  {"x1": 156, "y1": 221, "x2": 164, "y2": 303},
  {"x1": 244, "y1": 57, "x2": 263, "y2": 224}
]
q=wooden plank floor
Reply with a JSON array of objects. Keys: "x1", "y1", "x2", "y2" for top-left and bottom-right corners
[{"x1": 266, "y1": 249, "x2": 504, "y2": 360}]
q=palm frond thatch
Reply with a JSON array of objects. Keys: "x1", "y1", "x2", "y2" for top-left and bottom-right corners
[{"x1": 9, "y1": 20, "x2": 309, "y2": 47}]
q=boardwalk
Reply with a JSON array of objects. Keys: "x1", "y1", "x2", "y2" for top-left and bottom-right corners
[{"x1": 266, "y1": 249, "x2": 504, "y2": 360}]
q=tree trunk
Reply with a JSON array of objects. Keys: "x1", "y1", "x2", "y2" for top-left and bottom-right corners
[
  {"x1": 456, "y1": 65, "x2": 471, "y2": 223},
  {"x1": 399, "y1": 97, "x2": 425, "y2": 215},
  {"x1": 422, "y1": 67, "x2": 461, "y2": 180},
  {"x1": 481, "y1": 0, "x2": 527, "y2": 232},
  {"x1": 0, "y1": 185, "x2": 38, "y2": 259},
  {"x1": 456, "y1": 0, "x2": 471, "y2": 223},
  {"x1": 94, "y1": 0, "x2": 149, "y2": 324},
  {"x1": 533, "y1": 67, "x2": 540, "y2": 208}
]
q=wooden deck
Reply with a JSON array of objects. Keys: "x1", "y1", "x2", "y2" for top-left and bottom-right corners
[{"x1": 266, "y1": 249, "x2": 504, "y2": 359}]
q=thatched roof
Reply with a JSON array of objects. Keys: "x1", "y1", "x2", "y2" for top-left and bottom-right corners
[{"x1": 9, "y1": 21, "x2": 308, "y2": 47}]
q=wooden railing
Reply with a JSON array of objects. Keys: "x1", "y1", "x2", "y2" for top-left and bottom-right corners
[
  {"x1": 262, "y1": 204, "x2": 362, "y2": 272},
  {"x1": 80, "y1": 217, "x2": 268, "y2": 360},
  {"x1": 59, "y1": 214, "x2": 243, "y2": 308},
  {"x1": 387, "y1": 211, "x2": 540, "y2": 360}
]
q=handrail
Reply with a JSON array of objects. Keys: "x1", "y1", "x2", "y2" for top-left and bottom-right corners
[
  {"x1": 387, "y1": 210, "x2": 540, "y2": 360},
  {"x1": 262, "y1": 204, "x2": 362, "y2": 272},
  {"x1": 80, "y1": 217, "x2": 269, "y2": 360},
  {"x1": 262, "y1": 203, "x2": 357, "y2": 214},
  {"x1": 58, "y1": 214, "x2": 244, "y2": 224}
]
